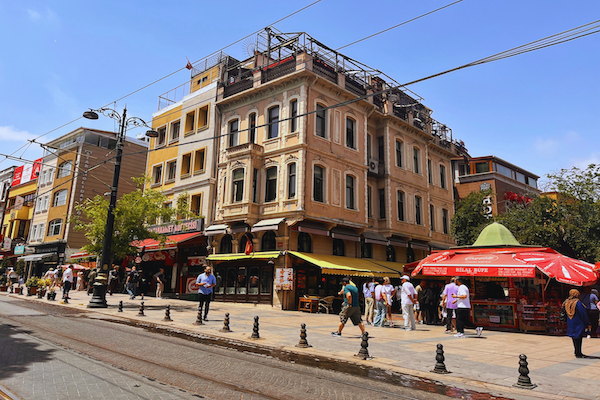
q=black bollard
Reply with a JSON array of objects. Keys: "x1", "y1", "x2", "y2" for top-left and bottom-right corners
[
  {"x1": 37, "y1": 290, "x2": 43, "y2": 299},
  {"x1": 9, "y1": 285, "x2": 13, "y2": 294},
  {"x1": 220, "y1": 313, "x2": 232, "y2": 332},
  {"x1": 296, "y1": 323, "x2": 312, "y2": 348},
  {"x1": 430, "y1": 343, "x2": 450, "y2": 374},
  {"x1": 193, "y1": 306, "x2": 203, "y2": 325},
  {"x1": 118, "y1": 301, "x2": 123, "y2": 312},
  {"x1": 355, "y1": 332, "x2": 371, "y2": 360},
  {"x1": 137, "y1": 301, "x2": 145, "y2": 316},
  {"x1": 250, "y1": 316, "x2": 260, "y2": 339},
  {"x1": 513, "y1": 354, "x2": 537, "y2": 389},
  {"x1": 164, "y1": 305, "x2": 172, "y2": 321}
]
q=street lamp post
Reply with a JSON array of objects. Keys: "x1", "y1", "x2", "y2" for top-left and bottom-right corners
[{"x1": 83, "y1": 107, "x2": 157, "y2": 308}]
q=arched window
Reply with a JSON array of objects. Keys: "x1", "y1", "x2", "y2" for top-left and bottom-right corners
[
  {"x1": 298, "y1": 233, "x2": 312, "y2": 253},
  {"x1": 346, "y1": 117, "x2": 356, "y2": 149},
  {"x1": 52, "y1": 189, "x2": 68, "y2": 207},
  {"x1": 315, "y1": 103, "x2": 327, "y2": 138},
  {"x1": 267, "y1": 106, "x2": 279, "y2": 139},
  {"x1": 333, "y1": 239, "x2": 345, "y2": 256},
  {"x1": 228, "y1": 119, "x2": 239, "y2": 148},
  {"x1": 261, "y1": 231, "x2": 276, "y2": 251},
  {"x1": 289, "y1": 99, "x2": 298, "y2": 133},
  {"x1": 313, "y1": 165, "x2": 324, "y2": 202},
  {"x1": 386, "y1": 245, "x2": 396, "y2": 262},
  {"x1": 265, "y1": 167, "x2": 277, "y2": 202},
  {"x1": 248, "y1": 113, "x2": 256, "y2": 143},
  {"x1": 345, "y1": 175, "x2": 355, "y2": 210},
  {"x1": 288, "y1": 163, "x2": 296, "y2": 199},
  {"x1": 231, "y1": 168, "x2": 244, "y2": 202},
  {"x1": 220, "y1": 234, "x2": 233, "y2": 254},
  {"x1": 57, "y1": 161, "x2": 72, "y2": 178}
]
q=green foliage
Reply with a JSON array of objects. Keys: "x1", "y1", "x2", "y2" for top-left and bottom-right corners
[
  {"x1": 71, "y1": 176, "x2": 192, "y2": 264},
  {"x1": 25, "y1": 277, "x2": 41, "y2": 287},
  {"x1": 451, "y1": 189, "x2": 494, "y2": 246},
  {"x1": 15, "y1": 259, "x2": 26, "y2": 277}
]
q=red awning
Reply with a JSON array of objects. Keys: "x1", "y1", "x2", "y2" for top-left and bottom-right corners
[{"x1": 133, "y1": 232, "x2": 202, "y2": 251}]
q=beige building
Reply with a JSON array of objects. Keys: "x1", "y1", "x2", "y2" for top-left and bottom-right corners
[{"x1": 203, "y1": 29, "x2": 469, "y2": 309}]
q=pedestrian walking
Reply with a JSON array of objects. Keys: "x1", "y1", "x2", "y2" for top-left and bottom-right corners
[
  {"x1": 400, "y1": 275, "x2": 418, "y2": 331},
  {"x1": 442, "y1": 277, "x2": 458, "y2": 334},
  {"x1": 87, "y1": 268, "x2": 97, "y2": 295},
  {"x1": 126, "y1": 266, "x2": 140, "y2": 299},
  {"x1": 62, "y1": 265, "x2": 73, "y2": 300},
  {"x1": 76, "y1": 271, "x2": 85, "y2": 291},
  {"x1": 451, "y1": 276, "x2": 483, "y2": 338},
  {"x1": 373, "y1": 278, "x2": 386, "y2": 327},
  {"x1": 196, "y1": 265, "x2": 216, "y2": 321},
  {"x1": 563, "y1": 289, "x2": 591, "y2": 358},
  {"x1": 363, "y1": 277, "x2": 375, "y2": 325},
  {"x1": 108, "y1": 265, "x2": 121, "y2": 295},
  {"x1": 580, "y1": 287, "x2": 599, "y2": 338},
  {"x1": 155, "y1": 267, "x2": 166, "y2": 299},
  {"x1": 381, "y1": 277, "x2": 396, "y2": 327},
  {"x1": 331, "y1": 277, "x2": 365, "y2": 337}
]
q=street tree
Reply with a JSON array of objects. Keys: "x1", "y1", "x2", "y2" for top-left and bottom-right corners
[
  {"x1": 451, "y1": 189, "x2": 494, "y2": 246},
  {"x1": 72, "y1": 177, "x2": 194, "y2": 262}
]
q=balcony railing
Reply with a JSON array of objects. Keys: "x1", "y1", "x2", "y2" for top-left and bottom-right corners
[
  {"x1": 313, "y1": 58, "x2": 337, "y2": 84},
  {"x1": 225, "y1": 142, "x2": 264, "y2": 156},
  {"x1": 223, "y1": 78, "x2": 254, "y2": 98},
  {"x1": 345, "y1": 77, "x2": 366, "y2": 96},
  {"x1": 262, "y1": 56, "x2": 296, "y2": 83}
]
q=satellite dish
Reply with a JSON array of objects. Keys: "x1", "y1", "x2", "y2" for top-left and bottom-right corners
[{"x1": 242, "y1": 37, "x2": 257, "y2": 57}]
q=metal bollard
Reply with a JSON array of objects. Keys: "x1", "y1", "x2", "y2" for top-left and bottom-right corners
[
  {"x1": 118, "y1": 301, "x2": 123, "y2": 312},
  {"x1": 355, "y1": 332, "x2": 371, "y2": 360},
  {"x1": 250, "y1": 316, "x2": 260, "y2": 339},
  {"x1": 220, "y1": 313, "x2": 232, "y2": 332},
  {"x1": 137, "y1": 301, "x2": 145, "y2": 316},
  {"x1": 295, "y1": 323, "x2": 312, "y2": 348},
  {"x1": 163, "y1": 305, "x2": 172, "y2": 321},
  {"x1": 430, "y1": 343, "x2": 450, "y2": 374},
  {"x1": 193, "y1": 306, "x2": 203, "y2": 325},
  {"x1": 513, "y1": 354, "x2": 537, "y2": 389}
]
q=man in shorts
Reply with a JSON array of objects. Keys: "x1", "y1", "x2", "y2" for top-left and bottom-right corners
[{"x1": 332, "y1": 277, "x2": 365, "y2": 337}]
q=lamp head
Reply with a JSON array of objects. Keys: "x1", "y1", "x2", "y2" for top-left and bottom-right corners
[
  {"x1": 83, "y1": 110, "x2": 99, "y2": 120},
  {"x1": 145, "y1": 130, "x2": 159, "y2": 138}
]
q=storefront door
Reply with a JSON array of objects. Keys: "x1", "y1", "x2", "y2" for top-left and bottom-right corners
[{"x1": 214, "y1": 263, "x2": 272, "y2": 304}]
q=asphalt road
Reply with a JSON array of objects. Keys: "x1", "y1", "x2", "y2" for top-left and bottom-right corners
[{"x1": 0, "y1": 295, "x2": 512, "y2": 400}]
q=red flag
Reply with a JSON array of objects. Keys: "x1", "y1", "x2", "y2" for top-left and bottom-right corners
[
  {"x1": 185, "y1": 57, "x2": 193, "y2": 70},
  {"x1": 244, "y1": 235, "x2": 253, "y2": 255}
]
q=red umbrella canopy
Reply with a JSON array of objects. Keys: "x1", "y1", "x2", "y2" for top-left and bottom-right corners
[{"x1": 513, "y1": 250, "x2": 597, "y2": 286}]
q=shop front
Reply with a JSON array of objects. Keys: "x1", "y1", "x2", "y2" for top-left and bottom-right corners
[{"x1": 20, "y1": 241, "x2": 66, "y2": 278}]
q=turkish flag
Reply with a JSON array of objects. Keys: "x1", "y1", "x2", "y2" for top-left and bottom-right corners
[{"x1": 245, "y1": 237, "x2": 253, "y2": 255}]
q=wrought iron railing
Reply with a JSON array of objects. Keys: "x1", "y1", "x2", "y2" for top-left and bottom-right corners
[
  {"x1": 313, "y1": 58, "x2": 337, "y2": 83},
  {"x1": 345, "y1": 77, "x2": 366, "y2": 96},
  {"x1": 223, "y1": 78, "x2": 254, "y2": 98},
  {"x1": 262, "y1": 57, "x2": 296, "y2": 83}
]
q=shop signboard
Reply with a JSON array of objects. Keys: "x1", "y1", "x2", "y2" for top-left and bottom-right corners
[
  {"x1": 274, "y1": 267, "x2": 294, "y2": 290},
  {"x1": 11, "y1": 158, "x2": 42, "y2": 187},
  {"x1": 148, "y1": 218, "x2": 204, "y2": 235},
  {"x1": 14, "y1": 245, "x2": 25, "y2": 255},
  {"x1": 422, "y1": 266, "x2": 536, "y2": 278},
  {"x1": 185, "y1": 277, "x2": 201, "y2": 294},
  {"x1": 2, "y1": 237, "x2": 11, "y2": 251}
]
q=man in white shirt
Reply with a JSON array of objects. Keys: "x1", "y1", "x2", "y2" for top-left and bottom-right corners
[
  {"x1": 452, "y1": 276, "x2": 483, "y2": 338},
  {"x1": 400, "y1": 275, "x2": 418, "y2": 331},
  {"x1": 62, "y1": 265, "x2": 74, "y2": 300}
]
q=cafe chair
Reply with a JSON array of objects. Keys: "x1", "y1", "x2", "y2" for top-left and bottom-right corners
[{"x1": 319, "y1": 296, "x2": 335, "y2": 314}]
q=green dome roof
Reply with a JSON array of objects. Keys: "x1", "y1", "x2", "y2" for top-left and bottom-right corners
[{"x1": 472, "y1": 222, "x2": 521, "y2": 247}]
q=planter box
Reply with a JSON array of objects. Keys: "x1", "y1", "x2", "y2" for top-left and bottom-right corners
[
  {"x1": 14, "y1": 287, "x2": 22, "y2": 294},
  {"x1": 27, "y1": 286, "x2": 38, "y2": 296},
  {"x1": 0, "y1": 285, "x2": 8, "y2": 292}
]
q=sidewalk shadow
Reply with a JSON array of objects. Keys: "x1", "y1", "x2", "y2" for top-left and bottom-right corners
[{"x1": 0, "y1": 323, "x2": 56, "y2": 380}]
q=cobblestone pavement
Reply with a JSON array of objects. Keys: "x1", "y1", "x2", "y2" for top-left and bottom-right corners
[{"x1": 3, "y1": 290, "x2": 600, "y2": 399}]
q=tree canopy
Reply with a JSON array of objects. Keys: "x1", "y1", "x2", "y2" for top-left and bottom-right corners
[
  {"x1": 72, "y1": 177, "x2": 195, "y2": 263},
  {"x1": 451, "y1": 189, "x2": 494, "y2": 246}
]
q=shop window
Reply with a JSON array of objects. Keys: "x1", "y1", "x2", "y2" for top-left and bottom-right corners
[
  {"x1": 57, "y1": 161, "x2": 72, "y2": 178},
  {"x1": 288, "y1": 163, "x2": 296, "y2": 199},
  {"x1": 333, "y1": 238, "x2": 345, "y2": 256},
  {"x1": 228, "y1": 119, "x2": 239, "y2": 148},
  {"x1": 261, "y1": 267, "x2": 272, "y2": 294},
  {"x1": 237, "y1": 267, "x2": 247, "y2": 294},
  {"x1": 226, "y1": 268, "x2": 236, "y2": 294},
  {"x1": 261, "y1": 231, "x2": 276, "y2": 251},
  {"x1": 298, "y1": 232, "x2": 312, "y2": 253},
  {"x1": 265, "y1": 166, "x2": 277, "y2": 202},
  {"x1": 220, "y1": 234, "x2": 233, "y2": 254},
  {"x1": 290, "y1": 99, "x2": 298, "y2": 133},
  {"x1": 315, "y1": 103, "x2": 327, "y2": 138},
  {"x1": 249, "y1": 266, "x2": 260, "y2": 294},
  {"x1": 52, "y1": 189, "x2": 68, "y2": 207},
  {"x1": 181, "y1": 153, "x2": 191, "y2": 177},
  {"x1": 170, "y1": 120, "x2": 180, "y2": 142},
  {"x1": 198, "y1": 104, "x2": 209, "y2": 129},
  {"x1": 48, "y1": 219, "x2": 62, "y2": 236},
  {"x1": 345, "y1": 175, "x2": 355, "y2": 210},
  {"x1": 267, "y1": 106, "x2": 279, "y2": 139},
  {"x1": 360, "y1": 237, "x2": 372, "y2": 259},
  {"x1": 397, "y1": 190, "x2": 405, "y2": 221},
  {"x1": 193, "y1": 149, "x2": 205, "y2": 174},
  {"x1": 386, "y1": 245, "x2": 396, "y2": 262},
  {"x1": 313, "y1": 165, "x2": 324, "y2": 202},
  {"x1": 249, "y1": 113, "x2": 256, "y2": 143},
  {"x1": 232, "y1": 168, "x2": 244, "y2": 203},
  {"x1": 346, "y1": 117, "x2": 356, "y2": 149},
  {"x1": 185, "y1": 110, "x2": 195, "y2": 134}
]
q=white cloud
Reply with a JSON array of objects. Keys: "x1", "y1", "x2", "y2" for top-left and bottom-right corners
[
  {"x1": 534, "y1": 137, "x2": 559, "y2": 157},
  {"x1": 570, "y1": 153, "x2": 600, "y2": 170},
  {"x1": 0, "y1": 126, "x2": 37, "y2": 142},
  {"x1": 45, "y1": 7, "x2": 57, "y2": 21},
  {"x1": 27, "y1": 9, "x2": 41, "y2": 21}
]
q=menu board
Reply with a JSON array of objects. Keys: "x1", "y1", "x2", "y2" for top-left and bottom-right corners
[{"x1": 275, "y1": 268, "x2": 294, "y2": 290}]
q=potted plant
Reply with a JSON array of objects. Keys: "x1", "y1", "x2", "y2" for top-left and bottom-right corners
[
  {"x1": 25, "y1": 277, "x2": 40, "y2": 296},
  {"x1": 0, "y1": 275, "x2": 8, "y2": 292}
]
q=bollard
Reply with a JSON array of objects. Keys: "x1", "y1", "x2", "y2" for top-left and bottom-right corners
[
  {"x1": 355, "y1": 332, "x2": 371, "y2": 360},
  {"x1": 137, "y1": 301, "x2": 145, "y2": 316},
  {"x1": 250, "y1": 316, "x2": 260, "y2": 339},
  {"x1": 163, "y1": 305, "x2": 172, "y2": 321},
  {"x1": 430, "y1": 343, "x2": 450, "y2": 374},
  {"x1": 193, "y1": 306, "x2": 203, "y2": 325},
  {"x1": 118, "y1": 301, "x2": 123, "y2": 312},
  {"x1": 296, "y1": 323, "x2": 312, "y2": 348},
  {"x1": 513, "y1": 354, "x2": 537, "y2": 389},
  {"x1": 9, "y1": 285, "x2": 13, "y2": 294},
  {"x1": 62, "y1": 294, "x2": 69, "y2": 304},
  {"x1": 37, "y1": 290, "x2": 43, "y2": 299},
  {"x1": 220, "y1": 313, "x2": 232, "y2": 332}
]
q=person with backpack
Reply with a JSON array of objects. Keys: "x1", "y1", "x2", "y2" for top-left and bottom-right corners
[{"x1": 126, "y1": 266, "x2": 140, "y2": 300}]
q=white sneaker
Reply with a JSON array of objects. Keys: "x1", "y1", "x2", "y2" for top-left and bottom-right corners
[
  {"x1": 454, "y1": 333, "x2": 465, "y2": 338},
  {"x1": 476, "y1": 327, "x2": 483, "y2": 337}
]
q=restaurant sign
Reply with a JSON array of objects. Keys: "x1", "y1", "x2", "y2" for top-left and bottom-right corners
[
  {"x1": 422, "y1": 266, "x2": 536, "y2": 278},
  {"x1": 148, "y1": 218, "x2": 204, "y2": 235}
]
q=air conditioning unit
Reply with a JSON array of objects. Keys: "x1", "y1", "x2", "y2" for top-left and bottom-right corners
[{"x1": 368, "y1": 159, "x2": 379, "y2": 174}]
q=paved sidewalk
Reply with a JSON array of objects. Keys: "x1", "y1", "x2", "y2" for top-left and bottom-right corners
[{"x1": 5, "y1": 290, "x2": 600, "y2": 400}]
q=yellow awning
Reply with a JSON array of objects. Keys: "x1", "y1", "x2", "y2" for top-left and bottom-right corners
[
  {"x1": 289, "y1": 251, "x2": 401, "y2": 277},
  {"x1": 367, "y1": 260, "x2": 405, "y2": 274},
  {"x1": 206, "y1": 251, "x2": 281, "y2": 262}
]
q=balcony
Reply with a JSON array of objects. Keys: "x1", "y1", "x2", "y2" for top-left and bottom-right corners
[
  {"x1": 261, "y1": 56, "x2": 296, "y2": 83},
  {"x1": 225, "y1": 142, "x2": 264, "y2": 157},
  {"x1": 223, "y1": 77, "x2": 253, "y2": 98}
]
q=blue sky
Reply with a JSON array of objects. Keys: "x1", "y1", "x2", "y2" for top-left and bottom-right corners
[{"x1": 1, "y1": 1, "x2": 599, "y2": 189}]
